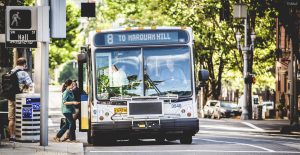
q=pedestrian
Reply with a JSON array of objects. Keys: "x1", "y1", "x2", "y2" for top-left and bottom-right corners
[
  {"x1": 72, "y1": 80, "x2": 80, "y2": 121},
  {"x1": 53, "y1": 79, "x2": 80, "y2": 142},
  {"x1": 5, "y1": 57, "x2": 33, "y2": 142}
]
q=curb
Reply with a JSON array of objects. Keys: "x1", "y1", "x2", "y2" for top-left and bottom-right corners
[{"x1": 0, "y1": 141, "x2": 84, "y2": 155}]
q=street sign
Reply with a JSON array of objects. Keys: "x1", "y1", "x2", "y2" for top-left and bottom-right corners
[{"x1": 6, "y1": 6, "x2": 37, "y2": 48}]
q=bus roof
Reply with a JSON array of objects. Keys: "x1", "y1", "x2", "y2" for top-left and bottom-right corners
[{"x1": 93, "y1": 26, "x2": 191, "y2": 33}]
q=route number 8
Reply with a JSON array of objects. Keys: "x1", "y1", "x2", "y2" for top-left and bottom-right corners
[{"x1": 107, "y1": 34, "x2": 113, "y2": 45}]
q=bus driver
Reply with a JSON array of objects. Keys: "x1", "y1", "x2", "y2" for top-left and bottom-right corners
[
  {"x1": 111, "y1": 65, "x2": 129, "y2": 87},
  {"x1": 160, "y1": 59, "x2": 187, "y2": 85}
]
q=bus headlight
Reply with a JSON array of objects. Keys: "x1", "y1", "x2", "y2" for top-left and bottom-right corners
[
  {"x1": 105, "y1": 112, "x2": 110, "y2": 117},
  {"x1": 181, "y1": 109, "x2": 186, "y2": 113},
  {"x1": 187, "y1": 112, "x2": 192, "y2": 117},
  {"x1": 99, "y1": 116, "x2": 104, "y2": 120}
]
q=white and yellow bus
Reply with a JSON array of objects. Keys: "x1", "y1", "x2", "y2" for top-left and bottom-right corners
[{"x1": 78, "y1": 27, "x2": 208, "y2": 145}]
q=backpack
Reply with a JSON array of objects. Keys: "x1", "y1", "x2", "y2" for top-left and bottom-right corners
[{"x1": 1, "y1": 69, "x2": 21, "y2": 100}]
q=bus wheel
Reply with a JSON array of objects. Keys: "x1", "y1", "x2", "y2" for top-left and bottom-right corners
[{"x1": 180, "y1": 135, "x2": 192, "y2": 144}]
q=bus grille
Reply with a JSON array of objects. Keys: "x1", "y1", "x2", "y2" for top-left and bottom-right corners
[{"x1": 128, "y1": 101, "x2": 163, "y2": 116}]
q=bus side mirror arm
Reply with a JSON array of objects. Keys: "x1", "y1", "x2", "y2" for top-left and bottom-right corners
[{"x1": 196, "y1": 69, "x2": 209, "y2": 94}]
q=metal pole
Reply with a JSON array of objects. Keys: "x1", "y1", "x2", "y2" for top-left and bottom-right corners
[
  {"x1": 200, "y1": 65, "x2": 204, "y2": 118},
  {"x1": 293, "y1": 55, "x2": 298, "y2": 125},
  {"x1": 40, "y1": 42, "x2": 49, "y2": 146},
  {"x1": 241, "y1": 18, "x2": 249, "y2": 120},
  {"x1": 289, "y1": 47, "x2": 294, "y2": 125},
  {"x1": 36, "y1": 0, "x2": 49, "y2": 146}
]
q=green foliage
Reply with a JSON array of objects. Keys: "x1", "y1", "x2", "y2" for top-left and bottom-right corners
[
  {"x1": 93, "y1": 0, "x2": 277, "y2": 99},
  {"x1": 49, "y1": 1, "x2": 82, "y2": 69},
  {"x1": 24, "y1": 0, "x2": 35, "y2": 6},
  {"x1": 58, "y1": 61, "x2": 78, "y2": 84}
]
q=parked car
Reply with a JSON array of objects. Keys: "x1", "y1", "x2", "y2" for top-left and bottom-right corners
[
  {"x1": 262, "y1": 101, "x2": 274, "y2": 113},
  {"x1": 204, "y1": 100, "x2": 235, "y2": 119},
  {"x1": 228, "y1": 102, "x2": 241, "y2": 116},
  {"x1": 203, "y1": 100, "x2": 218, "y2": 118},
  {"x1": 262, "y1": 101, "x2": 274, "y2": 110},
  {"x1": 217, "y1": 102, "x2": 235, "y2": 118}
]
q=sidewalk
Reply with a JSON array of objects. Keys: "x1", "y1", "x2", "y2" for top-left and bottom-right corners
[
  {"x1": 0, "y1": 140, "x2": 84, "y2": 155},
  {"x1": 0, "y1": 85, "x2": 84, "y2": 155}
]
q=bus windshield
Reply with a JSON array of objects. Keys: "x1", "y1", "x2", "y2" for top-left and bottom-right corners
[{"x1": 95, "y1": 46, "x2": 191, "y2": 100}]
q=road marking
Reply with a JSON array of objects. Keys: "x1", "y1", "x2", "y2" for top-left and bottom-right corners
[
  {"x1": 198, "y1": 131, "x2": 300, "y2": 143},
  {"x1": 199, "y1": 138, "x2": 275, "y2": 152},
  {"x1": 89, "y1": 150, "x2": 300, "y2": 153},
  {"x1": 242, "y1": 122, "x2": 264, "y2": 131},
  {"x1": 200, "y1": 125, "x2": 259, "y2": 132}
]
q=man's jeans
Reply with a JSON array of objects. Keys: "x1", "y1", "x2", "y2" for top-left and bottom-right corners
[{"x1": 56, "y1": 113, "x2": 76, "y2": 140}]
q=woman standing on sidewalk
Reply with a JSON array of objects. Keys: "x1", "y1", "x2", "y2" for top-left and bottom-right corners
[{"x1": 54, "y1": 79, "x2": 80, "y2": 142}]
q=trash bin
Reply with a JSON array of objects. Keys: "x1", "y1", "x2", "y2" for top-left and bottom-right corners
[
  {"x1": 257, "y1": 105, "x2": 263, "y2": 120},
  {"x1": 15, "y1": 93, "x2": 40, "y2": 142}
]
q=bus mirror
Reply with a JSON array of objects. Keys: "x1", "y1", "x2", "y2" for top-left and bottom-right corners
[
  {"x1": 78, "y1": 53, "x2": 87, "y2": 63},
  {"x1": 198, "y1": 69, "x2": 209, "y2": 82}
]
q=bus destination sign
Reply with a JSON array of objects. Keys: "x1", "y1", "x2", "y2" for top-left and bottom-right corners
[{"x1": 94, "y1": 30, "x2": 189, "y2": 46}]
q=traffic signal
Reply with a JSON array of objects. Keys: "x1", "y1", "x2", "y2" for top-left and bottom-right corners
[
  {"x1": 9, "y1": 9, "x2": 32, "y2": 29},
  {"x1": 81, "y1": 3, "x2": 95, "y2": 17},
  {"x1": 244, "y1": 74, "x2": 256, "y2": 84},
  {"x1": 251, "y1": 76, "x2": 256, "y2": 84}
]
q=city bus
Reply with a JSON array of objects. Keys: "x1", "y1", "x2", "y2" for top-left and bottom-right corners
[{"x1": 77, "y1": 27, "x2": 208, "y2": 145}]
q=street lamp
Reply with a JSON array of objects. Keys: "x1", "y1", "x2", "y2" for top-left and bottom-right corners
[{"x1": 234, "y1": 3, "x2": 256, "y2": 120}]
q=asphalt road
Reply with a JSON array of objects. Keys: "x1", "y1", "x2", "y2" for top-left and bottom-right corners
[
  {"x1": 48, "y1": 86, "x2": 300, "y2": 155},
  {"x1": 84, "y1": 119, "x2": 300, "y2": 155}
]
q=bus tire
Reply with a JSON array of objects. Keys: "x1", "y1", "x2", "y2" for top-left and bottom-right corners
[{"x1": 180, "y1": 135, "x2": 192, "y2": 144}]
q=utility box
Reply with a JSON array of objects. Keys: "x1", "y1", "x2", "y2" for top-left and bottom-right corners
[
  {"x1": 257, "y1": 105, "x2": 263, "y2": 120},
  {"x1": 15, "y1": 93, "x2": 40, "y2": 142}
]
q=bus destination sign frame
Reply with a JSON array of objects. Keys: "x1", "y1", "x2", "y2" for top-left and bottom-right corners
[{"x1": 93, "y1": 30, "x2": 189, "y2": 47}]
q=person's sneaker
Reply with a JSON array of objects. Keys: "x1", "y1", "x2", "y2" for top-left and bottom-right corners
[
  {"x1": 9, "y1": 138, "x2": 16, "y2": 142},
  {"x1": 61, "y1": 137, "x2": 69, "y2": 142},
  {"x1": 53, "y1": 137, "x2": 60, "y2": 142}
]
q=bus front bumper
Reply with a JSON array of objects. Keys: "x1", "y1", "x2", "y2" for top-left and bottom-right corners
[{"x1": 91, "y1": 118, "x2": 199, "y2": 138}]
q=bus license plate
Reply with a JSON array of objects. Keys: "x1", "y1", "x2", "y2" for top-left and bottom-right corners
[{"x1": 114, "y1": 107, "x2": 127, "y2": 114}]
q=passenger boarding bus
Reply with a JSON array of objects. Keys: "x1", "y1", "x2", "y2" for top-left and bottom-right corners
[{"x1": 77, "y1": 27, "x2": 208, "y2": 145}]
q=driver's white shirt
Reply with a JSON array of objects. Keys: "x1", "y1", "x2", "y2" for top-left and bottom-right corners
[{"x1": 112, "y1": 70, "x2": 129, "y2": 87}]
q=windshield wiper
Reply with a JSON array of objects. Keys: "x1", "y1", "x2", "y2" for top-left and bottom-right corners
[{"x1": 144, "y1": 73, "x2": 162, "y2": 95}]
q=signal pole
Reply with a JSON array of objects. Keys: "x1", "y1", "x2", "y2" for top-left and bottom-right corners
[
  {"x1": 35, "y1": 0, "x2": 49, "y2": 146},
  {"x1": 233, "y1": 3, "x2": 256, "y2": 120}
]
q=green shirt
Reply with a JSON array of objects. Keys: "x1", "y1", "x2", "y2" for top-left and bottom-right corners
[{"x1": 61, "y1": 89, "x2": 75, "y2": 114}]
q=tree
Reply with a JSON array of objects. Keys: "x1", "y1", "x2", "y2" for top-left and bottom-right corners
[
  {"x1": 58, "y1": 61, "x2": 78, "y2": 84},
  {"x1": 94, "y1": 0, "x2": 277, "y2": 100},
  {"x1": 49, "y1": 1, "x2": 82, "y2": 70}
]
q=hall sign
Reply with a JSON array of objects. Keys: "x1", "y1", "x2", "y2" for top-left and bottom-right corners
[{"x1": 6, "y1": 6, "x2": 37, "y2": 48}]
